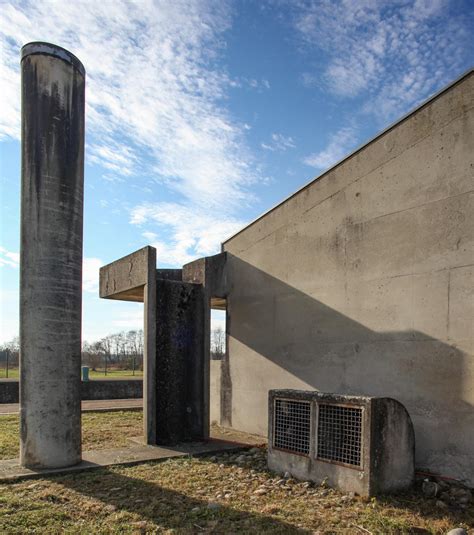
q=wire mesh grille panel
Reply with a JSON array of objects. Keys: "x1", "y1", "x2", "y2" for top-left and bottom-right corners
[
  {"x1": 317, "y1": 404, "x2": 363, "y2": 467},
  {"x1": 273, "y1": 398, "x2": 311, "y2": 455}
]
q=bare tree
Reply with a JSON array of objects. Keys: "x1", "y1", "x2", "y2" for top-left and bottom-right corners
[
  {"x1": 211, "y1": 326, "x2": 225, "y2": 360},
  {"x1": 81, "y1": 330, "x2": 144, "y2": 374},
  {"x1": 0, "y1": 336, "x2": 20, "y2": 377}
]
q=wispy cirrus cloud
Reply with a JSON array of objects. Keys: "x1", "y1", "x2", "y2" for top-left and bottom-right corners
[
  {"x1": 303, "y1": 126, "x2": 357, "y2": 170},
  {"x1": 0, "y1": 1, "x2": 256, "y2": 204},
  {"x1": 261, "y1": 133, "x2": 296, "y2": 152},
  {"x1": 0, "y1": 1, "x2": 260, "y2": 263},
  {"x1": 230, "y1": 77, "x2": 271, "y2": 91},
  {"x1": 83, "y1": 257, "x2": 103, "y2": 293},
  {"x1": 0, "y1": 246, "x2": 19, "y2": 268},
  {"x1": 296, "y1": 0, "x2": 470, "y2": 115},
  {"x1": 131, "y1": 202, "x2": 244, "y2": 265},
  {"x1": 296, "y1": 0, "x2": 473, "y2": 170},
  {"x1": 87, "y1": 140, "x2": 138, "y2": 178}
]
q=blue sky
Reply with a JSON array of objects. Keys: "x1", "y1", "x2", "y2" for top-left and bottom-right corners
[{"x1": 0, "y1": 0, "x2": 473, "y2": 343}]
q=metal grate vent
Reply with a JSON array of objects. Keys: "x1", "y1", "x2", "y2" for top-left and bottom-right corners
[
  {"x1": 273, "y1": 398, "x2": 311, "y2": 455},
  {"x1": 317, "y1": 404, "x2": 363, "y2": 467}
]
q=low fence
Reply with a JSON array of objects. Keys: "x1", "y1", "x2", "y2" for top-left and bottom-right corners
[{"x1": 0, "y1": 378, "x2": 142, "y2": 404}]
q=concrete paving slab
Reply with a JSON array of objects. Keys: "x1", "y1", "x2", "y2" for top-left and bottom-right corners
[
  {"x1": 0, "y1": 439, "x2": 249, "y2": 482},
  {"x1": 0, "y1": 398, "x2": 143, "y2": 415}
]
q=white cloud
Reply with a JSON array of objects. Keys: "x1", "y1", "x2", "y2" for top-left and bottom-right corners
[
  {"x1": 304, "y1": 127, "x2": 357, "y2": 170},
  {"x1": 82, "y1": 299, "x2": 144, "y2": 342},
  {"x1": 0, "y1": 246, "x2": 19, "y2": 268},
  {"x1": 211, "y1": 309, "x2": 226, "y2": 332},
  {"x1": 110, "y1": 308, "x2": 143, "y2": 330},
  {"x1": 261, "y1": 133, "x2": 296, "y2": 152},
  {"x1": 294, "y1": 0, "x2": 471, "y2": 121},
  {"x1": 0, "y1": 288, "x2": 19, "y2": 343},
  {"x1": 0, "y1": 0, "x2": 258, "y2": 210},
  {"x1": 131, "y1": 202, "x2": 244, "y2": 266},
  {"x1": 230, "y1": 77, "x2": 271, "y2": 91},
  {"x1": 0, "y1": 1, "x2": 264, "y2": 267},
  {"x1": 83, "y1": 257, "x2": 103, "y2": 293},
  {"x1": 87, "y1": 140, "x2": 138, "y2": 177}
]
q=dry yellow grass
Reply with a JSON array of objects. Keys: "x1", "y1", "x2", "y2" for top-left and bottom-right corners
[
  {"x1": 1, "y1": 447, "x2": 473, "y2": 534},
  {"x1": 0, "y1": 410, "x2": 142, "y2": 460}
]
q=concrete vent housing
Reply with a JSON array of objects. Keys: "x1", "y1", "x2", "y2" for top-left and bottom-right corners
[{"x1": 268, "y1": 390, "x2": 415, "y2": 497}]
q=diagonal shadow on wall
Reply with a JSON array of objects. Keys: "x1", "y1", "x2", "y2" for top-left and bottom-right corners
[{"x1": 218, "y1": 254, "x2": 473, "y2": 482}]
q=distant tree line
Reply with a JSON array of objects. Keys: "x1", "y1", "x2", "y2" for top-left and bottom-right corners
[
  {"x1": 81, "y1": 330, "x2": 144, "y2": 372},
  {"x1": 1, "y1": 325, "x2": 226, "y2": 375},
  {"x1": 0, "y1": 337, "x2": 19, "y2": 375}
]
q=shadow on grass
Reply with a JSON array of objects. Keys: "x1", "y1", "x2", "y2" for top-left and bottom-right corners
[
  {"x1": 202, "y1": 452, "x2": 474, "y2": 530},
  {"x1": 373, "y1": 489, "x2": 474, "y2": 529},
  {"x1": 55, "y1": 463, "x2": 309, "y2": 534}
]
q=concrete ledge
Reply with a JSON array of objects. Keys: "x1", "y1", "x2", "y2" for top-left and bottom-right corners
[
  {"x1": 100, "y1": 246, "x2": 154, "y2": 302},
  {"x1": 0, "y1": 380, "x2": 18, "y2": 404},
  {"x1": 0, "y1": 439, "x2": 250, "y2": 482},
  {"x1": 81, "y1": 379, "x2": 142, "y2": 400},
  {"x1": 0, "y1": 379, "x2": 143, "y2": 404}
]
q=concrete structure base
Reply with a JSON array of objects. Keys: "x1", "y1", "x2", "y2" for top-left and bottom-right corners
[{"x1": 0, "y1": 440, "x2": 250, "y2": 482}]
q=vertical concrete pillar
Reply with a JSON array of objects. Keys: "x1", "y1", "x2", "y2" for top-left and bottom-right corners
[
  {"x1": 155, "y1": 280, "x2": 206, "y2": 445},
  {"x1": 20, "y1": 42, "x2": 85, "y2": 468}
]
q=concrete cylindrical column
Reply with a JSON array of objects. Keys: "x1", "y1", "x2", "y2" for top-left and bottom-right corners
[{"x1": 20, "y1": 42, "x2": 85, "y2": 468}]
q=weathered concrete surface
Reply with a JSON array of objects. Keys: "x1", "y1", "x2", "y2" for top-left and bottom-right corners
[
  {"x1": 267, "y1": 390, "x2": 414, "y2": 497},
  {"x1": 20, "y1": 42, "x2": 85, "y2": 468},
  {"x1": 100, "y1": 249, "x2": 213, "y2": 445},
  {"x1": 183, "y1": 252, "x2": 227, "y2": 437},
  {"x1": 1, "y1": 379, "x2": 142, "y2": 404},
  {"x1": 155, "y1": 279, "x2": 206, "y2": 444},
  {"x1": 100, "y1": 246, "x2": 157, "y2": 445},
  {"x1": 183, "y1": 252, "x2": 228, "y2": 298},
  {"x1": 221, "y1": 71, "x2": 474, "y2": 484},
  {"x1": 100, "y1": 246, "x2": 154, "y2": 302},
  {"x1": 81, "y1": 379, "x2": 142, "y2": 400}
]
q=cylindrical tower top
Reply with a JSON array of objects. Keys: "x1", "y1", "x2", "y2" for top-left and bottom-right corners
[{"x1": 21, "y1": 41, "x2": 85, "y2": 78}]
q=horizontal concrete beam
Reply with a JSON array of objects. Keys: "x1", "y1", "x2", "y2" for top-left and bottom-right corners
[
  {"x1": 183, "y1": 252, "x2": 228, "y2": 297},
  {"x1": 211, "y1": 297, "x2": 227, "y2": 310},
  {"x1": 100, "y1": 246, "x2": 155, "y2": 302}
]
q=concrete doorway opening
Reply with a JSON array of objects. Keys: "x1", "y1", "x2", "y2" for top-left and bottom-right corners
[{"x1": 210, "y1": 299, "x2": 229, "y2": 429}]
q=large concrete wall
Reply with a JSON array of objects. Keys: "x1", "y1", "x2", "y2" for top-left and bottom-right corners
[{"x1": 221, "y1": 72, "x2": 474, "y2": 484}]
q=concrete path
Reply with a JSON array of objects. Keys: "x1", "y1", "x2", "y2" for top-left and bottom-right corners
[
  {"x1": 0, "y1": 439, "x2": 250, "y2": 482},
  {"x1": 0, "y1": 398, "x2": 142, "y2": 415}
]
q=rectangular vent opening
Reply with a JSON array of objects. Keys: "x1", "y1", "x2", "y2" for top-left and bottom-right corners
[
  {"x1": 317, "y1": 404, "x2": 362, "y2": 467},
  {"x1": 273, "y1": 398, "x2": 311, "y2": 455}
]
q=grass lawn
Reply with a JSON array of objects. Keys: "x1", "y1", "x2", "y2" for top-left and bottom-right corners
[
  {"x1": 0, "y1": 368, "x2": 143, "y2": 379},
  {"x1": 0, "y1": 449, "x2": 473, "y2": 534},
  {"x1": 0, "y1": 410, "x2": 143, "y2": 460},
  {"x1": 0, "y1": 368, "x2": 19, "y2": 379},
  {"x1": 0, "y1": 413, "x2": 472, "y2": 533},
  {"x1": 88, "y1": 369, "x2": 143, "y2": 378}
]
